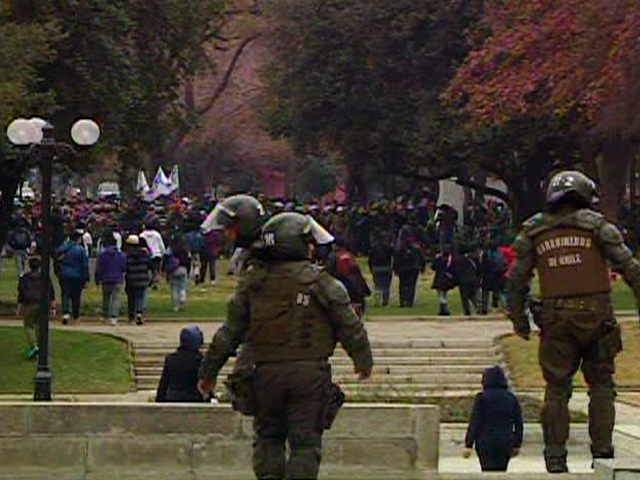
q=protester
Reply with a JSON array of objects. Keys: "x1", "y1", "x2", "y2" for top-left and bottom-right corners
[
  {"x1": 124, "y1": 235, "x2": 151, "y2": 325},
  {"x1": 394, "y1": 225, "x2": 425, "y2": 308},
  {"x1": 166, "y1": 232, "x2": 191, "y2": 312},
  {"x1": 431, "y1": 245, "x2": 456, "y2": 315},
  {"x1": 329, "y1": 237, "x2": 371, "y2": 317},
  {"x1": 140, "y1": 222, "x2": 166, "y2": 290},
  {"x1": 95, "y1": 232, "x2": 127, "y2": 325},
  {"x1": 458, "y1": 243, "x2": 480, "y2": 316},
  {"x1": 368, "y1": 226, "x2": 394, "y2": 307},
  {"x1": 200, "y1": 228, "x2": 222, "y2": 286},
  {"x1": 9, "y1": 214, "x2": 32, "y2": 278},
  {"x1": 55, "y1": 230, "x2": 89, "y2": 324},
  {"x1": 17, "y1": 256, "x2": 55, "y2": 359}
]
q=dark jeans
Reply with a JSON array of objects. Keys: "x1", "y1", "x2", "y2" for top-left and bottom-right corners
[
  {"x1": 199, "y1": 255, "x2": 217, "y2": 283},
  {"x1": 398, "y1": 271, "x2": 419, "y2": 307},
  {"x1": 459, "y1": 283, "x2": 480, "y2": 316},
  {"x1": 371, "y1": 267, "x2": 392, "y2": 307},
  {"x1": 150, "y1": 257, "x2": 162, "y2": 287},
  {"x1": 62, "y1": 278, "x2": 84, "y2": 319},
  {"x1": 127, "y1": 286, "x2": 147, "y2": 319},
  {"x1": 481, "y1": 286, "x2": 504, "y2": 314}
]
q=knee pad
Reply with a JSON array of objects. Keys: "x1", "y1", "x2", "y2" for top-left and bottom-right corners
[
  {"x1": 287, "y1": 431, "x2": 322, "y2": 480},
  {"x1": 253, "y1": 439, "x2": 285, "y2": 480}
]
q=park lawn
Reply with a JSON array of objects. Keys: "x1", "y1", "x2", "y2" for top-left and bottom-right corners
[
  {"x1": 0, "y1": 326, "x2": 131, "y2": 393},
  {"x1": 500, "y1": 322, "x2": 640, "y2": 390},
  {"x1": 0, "y1": 257, "x2": 637, "y2": 319},
  {"x1": 431, "y1": 395, "x2": 587, "y2": 423}
]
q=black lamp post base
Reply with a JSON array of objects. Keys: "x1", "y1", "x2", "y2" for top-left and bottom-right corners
[{"x1": 34, "y1": 369, "x2": 52, "y2": 401}]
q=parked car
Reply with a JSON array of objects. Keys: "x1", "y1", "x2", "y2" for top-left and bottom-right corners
[{"x1": 97, "y1": 182, "x2": 120, "y2": 199}]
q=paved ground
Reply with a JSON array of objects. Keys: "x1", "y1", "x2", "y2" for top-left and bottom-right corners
[{"x1": 3, "y1": 317, "x2": 640, "y2": 474}]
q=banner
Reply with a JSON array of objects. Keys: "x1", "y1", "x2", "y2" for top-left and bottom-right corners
[
  {"x1": 136, "y1": 170, "x2": 150, "y2": 193},
  {"x1": 169, "y1": 165, "x2": 179, "y2": 193}
]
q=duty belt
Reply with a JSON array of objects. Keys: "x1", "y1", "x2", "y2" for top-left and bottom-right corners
[{"x1": 543, "y1": 298, "x2": 601, "y2": 311}]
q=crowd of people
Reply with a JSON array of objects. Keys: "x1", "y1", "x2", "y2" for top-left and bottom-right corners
[{"x1": 3, "y1": 190, "x2": 517, "y2": 326}]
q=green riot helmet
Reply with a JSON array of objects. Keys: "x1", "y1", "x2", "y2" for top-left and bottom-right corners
[
  {"x1": 261, "y1": 212, "x2": 334, "y2": 260},
  {"x1": 546, "y1": 170, "x2": 598, "y2": 207},
  {"x1": 200, "y1": 194, "x2": 267, "y2": 247}
]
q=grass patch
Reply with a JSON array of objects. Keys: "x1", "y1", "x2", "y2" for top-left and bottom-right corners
[
  {"x1": 0, "y1": 257, "x2": 638, "y2": 319},
  {"x1": 500, "y1": 322, "x2": 640, "y2": 390},
  {"x1": 0, "y1": 326, "x2": 131, "y2": 394},
  {"x1": 431, "y1": 395, "x2": 587, "y2": 423}
]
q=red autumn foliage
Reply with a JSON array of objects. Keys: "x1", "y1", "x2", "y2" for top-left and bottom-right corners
[{"x1": 448, "y1": 0, "x2": 640, "y2": 136}]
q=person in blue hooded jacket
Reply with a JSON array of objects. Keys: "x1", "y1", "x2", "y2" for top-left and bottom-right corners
[
  {"x1": 463, "y1": 365, "x2": 524, "y2": 471},
  {"x1": 156, "y1": 326, "x2": 206, "y2": 403}
]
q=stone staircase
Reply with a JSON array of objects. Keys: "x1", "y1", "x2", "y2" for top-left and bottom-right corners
[{"x1": 133, "y1": 339, "x2": 506, "y2": 402}]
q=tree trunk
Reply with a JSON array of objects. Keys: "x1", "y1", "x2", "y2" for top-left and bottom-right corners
[
  {"x1": 508, "y1": 168, "x2": 547, "y2": 225},
  {"x1": 629, "y1": 155, "x2": 637, "y2": 202},
  {"x1": 599, "y1": 140, "x2": 634, "y2": 224},
  {"x1": 0, "y1": 163, "x2": 20, "y2": 267}
]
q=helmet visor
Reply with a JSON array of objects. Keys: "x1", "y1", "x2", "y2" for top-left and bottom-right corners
[
  {"x1": 304, "y1": 215, "x2": 334, "y2": 245},
  {"x1": 200, "y1": 203, "x2": 236, "y2": 233}
]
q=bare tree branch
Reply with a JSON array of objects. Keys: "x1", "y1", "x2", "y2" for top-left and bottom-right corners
[
  {"x1": 196, "y1": 33, "x2": 261, "y2": 116},
  {"x1": 162, "y1": 33, "x2": 262, "y2": 159}
]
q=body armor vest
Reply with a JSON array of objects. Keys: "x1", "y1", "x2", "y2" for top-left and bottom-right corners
[
  {"x1": 245, "y1": 263, "x2": 336, "y2": 363},
  {"x1": 534, "y1": 227, "x2": 610, "y2": 298}
]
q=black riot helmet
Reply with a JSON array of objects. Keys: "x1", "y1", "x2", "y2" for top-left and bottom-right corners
[
  {"x1": 546, "y1": 171, "x2": 598, "y2": 208},
  {"x1": 261, "y1": 212, "x2": 334, "y2": 260},
  {"x1": 200, "y1": 194, "x2": 267, "y2": 247}
]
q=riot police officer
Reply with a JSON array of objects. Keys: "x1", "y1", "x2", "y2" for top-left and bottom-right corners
[
  {"x1": 198, "y1": 212, "x2": 373, "y2": 480},
  {"x1": 508, "y1": 171, "x2": 640, "y2": 473},
  {"x1": 200, "y1": 194, "x2": 268, "y2": 372}
]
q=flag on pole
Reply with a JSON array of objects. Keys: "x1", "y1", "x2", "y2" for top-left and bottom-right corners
[
  {"x1": 154, "y1": 167, "x2": 169, "y2": 187},
  {"x1": 136, "y1": 170, "x2": 150, "y2": 193},
  {"x1": 169, "y1": 165, "x2": 179, "y2": 193},
  {"x1": 153, "y1": 166, "x2": 172, "y2": 196}
]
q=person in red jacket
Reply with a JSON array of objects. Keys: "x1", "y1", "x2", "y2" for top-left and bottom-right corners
[{"x1": 499, "y1": 241, "x2": 517, "y2": 308}]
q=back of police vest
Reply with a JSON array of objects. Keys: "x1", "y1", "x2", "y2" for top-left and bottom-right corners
[{"x1": 533, "y1": 222, "x2": 610, "y2": 298}]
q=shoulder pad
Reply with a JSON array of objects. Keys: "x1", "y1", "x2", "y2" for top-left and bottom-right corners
[
  {"x1": 598, "y1": 221, "x2": 625, "y2": 245},
  {"x1": 522, "y1": 213, "x2": 544, "y2": 230},
  {"x1": 512, "y1": 232, "x2": 533, "y2": 255},
  {"x1": 298, "y1": 262, "x2": 323, "y2": 284},
  {"x1": 574, "y1": 208, "x2": 605, "y2": 231},
  {"x1": 520, "y1": 213, "x2": 550, "y2": 237},
  {"x1": 238, "y1": 261, "x2": 267, "y2": 289},
  {"x1": 312, "y1": 270, "x2": 351, "y2": 307}
]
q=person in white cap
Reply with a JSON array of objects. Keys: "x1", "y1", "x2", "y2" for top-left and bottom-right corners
[{"x1": 124, "y1": 234, "x2": 151, "y2": 325}]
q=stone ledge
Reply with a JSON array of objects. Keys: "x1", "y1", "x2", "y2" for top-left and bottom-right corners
[{"x1": 0, "y1": 403, "x2": 439, "y2": 474}]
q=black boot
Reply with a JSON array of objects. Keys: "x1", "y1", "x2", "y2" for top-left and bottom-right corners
[
  {"x1": 591, "y1": 447, "x2": 614, "y2": 469},
  {"x1": 545, "y1": 455, "x2": 569, "y2": 473}
]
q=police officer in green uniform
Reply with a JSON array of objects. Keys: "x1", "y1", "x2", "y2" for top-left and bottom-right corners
[
  {"x1": 201, "y1": 194, "x2": 268, "y2": 374},
  {"x1": 198, "y1": 212, "x2": 373, "y2": 480},
  {"x1": 508, "y1": 171, "x2": 640, "y2": 473}
]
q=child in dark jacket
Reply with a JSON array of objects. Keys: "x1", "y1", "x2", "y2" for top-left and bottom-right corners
[
  {"x1": 156, "y1": 326, "x2": 206, "y2": 403},
  {"x1": 464, "y1": 365, "x2": 524, "y2": 471}
]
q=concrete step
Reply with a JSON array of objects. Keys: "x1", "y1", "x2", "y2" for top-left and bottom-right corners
[
  {"x1": 138, "y1": 372, "x2": 482, "y2": 386},
  {"x1": 134, "y1": 347, "x2": 500, "y2": 360},
  {"x1": 134, "y1": 355, "x2": 501, "y2": 368},
  {"x1": 137, "y1": 375, "x2": 481, "y2": 391},
  {"x1": 134, "y1": 364, "x2": 497, "y2": 377},
  {"x1": 133, "y1": 339, "x2": 496, "y2": 349}
]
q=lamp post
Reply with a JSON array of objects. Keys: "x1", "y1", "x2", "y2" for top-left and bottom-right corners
[{"x1": 7, "y1": 117, "x2": 100, "y2": 401}]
